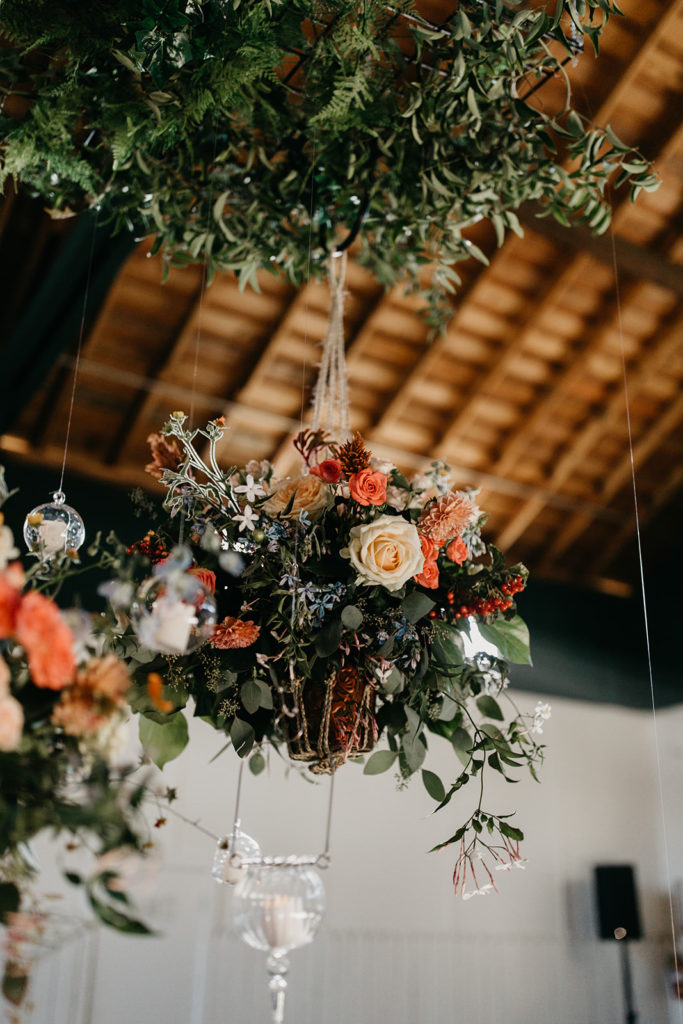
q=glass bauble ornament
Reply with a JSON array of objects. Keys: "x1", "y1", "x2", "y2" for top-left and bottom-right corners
[
  {"x1": 211, "y1": 826, "x2": 261, "y2": 885},
  {"x1": 130, "y1": 572, "x2": 216, "y2": 655},
  {"x1": 23, "y1": 490, "x2": 85, "y2": 558},
  {"x1": 232, "y1": 863, "x2": 326, "y2": 1024}
]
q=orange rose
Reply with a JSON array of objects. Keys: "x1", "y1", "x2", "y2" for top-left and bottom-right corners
[
  {"x1": 420, "y1": 534, "x2": 440, "y2": 561},
  {"x1": 0, "y1": 573, "x2": 21, "y2": 639},
  {"x1": 189, "y1": 567, "x2": 216, "y2": 596},
  {"x1": 414, "y1": 559, "x2": 439, "y2": 589},
  {"x1": 349, "y1": 469, "x2": 387, "y2": 506},
  {"x1": 15, "y1": 592, "x2": 76, "y2": 690},
  {"x1": 446, "y1": 536, "x2": 468, "y2": 565}
]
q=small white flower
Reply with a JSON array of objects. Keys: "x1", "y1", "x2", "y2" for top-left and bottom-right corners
[
  {"x1": 234, "y1": 475, "x2": 266, "y2": 503},
  {"x1": 232, "y1": 505, "x2": 259, "y2": 532},
  {"x1": 531, "y1": 701, "x2": 552, "y2": 735}
]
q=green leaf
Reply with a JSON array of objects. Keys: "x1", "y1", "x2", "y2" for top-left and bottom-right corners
[
  {"x1": 341, "y1": 604, "x2": 363, "y2": 629},
  {"x1": 421, "y1": 769, "x2": 446, "y2": 802},
  {"x1": 230, "y1": 717, "x2": 256, "y2": 757},
  {"x1": 478, "y1": 615, "x2": 532, "y2": 664},
  {"x1": 402, "y1": 731, "x2": 427, "y2": 772},
  {"x1": 430, "y1": 620, "x2": 465, "y2": 668},
  {"x1": 249, "y1": 750, "x2": 266, "y2": 775},
  {"x1": 402, "y1": 590, "x2": 435, "y2": 623},
  {"x1": 499, "y1": 821, "x2": 524, "y2": 842},
  {"x1": 381, "y1": 665, "x2": 405, "y2": 695},
  {"x1": 88, "y1": 892, "x2": 153, "y2": 935},
  {"x1": 240, "y1": 680, "x2": 262, "y2": 715},
  {"x1": 363, "y1": 749, "x2": 398, "y2": 775},
  {"x1": 314, "y1": 617, "x2": 343, "y2": 657},
  {"x1": 2, "y1": 971, "x2": 28, "y2": 1006},
  {"x1": 451, "y1": 727, "x2": 473, "y2": 766},
  {"x1": 476, "y1": 695, "x2": 504, "y2": 721},
  {"x1": 138, "y1": 712, "x2": 188, "y2": 769}
]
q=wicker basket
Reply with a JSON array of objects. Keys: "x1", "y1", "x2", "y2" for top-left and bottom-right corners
[{"x1": 281, "y1": 666, "x2": 377, "y2": 774}]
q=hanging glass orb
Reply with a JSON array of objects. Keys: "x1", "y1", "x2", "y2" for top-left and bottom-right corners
[
  {"x1": 130, "y1": 571, "x2": 217, "y2": 655},
  {"x1": 23, "y1": 490, "x2": 85, "y2": 558},
  {"x1": 212, "y1": 827, "x2": 261, "y2": 885},
  {"x1": 232, "y1": 863, "x2": 326, "y2": 956}
]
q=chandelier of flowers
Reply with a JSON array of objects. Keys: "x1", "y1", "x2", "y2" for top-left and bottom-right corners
[{"x1": 0, "y1": 0, "x2": 657, "y2": 323}]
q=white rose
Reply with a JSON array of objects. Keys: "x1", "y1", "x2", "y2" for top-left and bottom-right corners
[
  {"x1": 342, "y1": 514, "x2": 424, "y2": 592},
  {"x1": 370, "y1": 457, "x2": 395, "y2": 476},
  {"x1": 0, "y1": 524, "x2": 19, "y2": 569},
  {"x1": 0, "y1": 696, "x2": 24, "y2": 752}
]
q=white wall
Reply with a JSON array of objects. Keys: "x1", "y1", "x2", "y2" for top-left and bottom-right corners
[{"x1": 11, "y1": 692, "x2": 683, "y2": 1024}]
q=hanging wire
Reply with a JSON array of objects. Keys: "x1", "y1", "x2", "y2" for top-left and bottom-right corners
[
  {"x1": 610, "y1": 230, "x2": 682, "y2": 1020},
  {"x1": 57, "y1": 210, "x2": 100, "y2": 496}
]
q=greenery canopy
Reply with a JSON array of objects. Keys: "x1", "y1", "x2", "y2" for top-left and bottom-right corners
[{"x1": 0, "y1": 0, "x2": 657, "y2": 320}]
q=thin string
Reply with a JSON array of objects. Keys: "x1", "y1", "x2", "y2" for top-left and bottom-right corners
[
  {"x1": 610, "y1": 229, "x2": 682, "y2": 1012},
  {"x1": 311, "y1": 251, "x2": 350, "y2": 438},
  {"x1": 58, "y1": 210, "x2": 100, "y2": 495}
]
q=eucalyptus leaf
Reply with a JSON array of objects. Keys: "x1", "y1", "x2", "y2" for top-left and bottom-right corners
[
  {"x1": 138, "y1": 712, "x2": 189, "y2": 769},
  {"x1": 363, "y1": 749, "x2": 398, "y2": 775},
  {"x1": 478, "y1": 615, "x2": 532, "y2": 665}
]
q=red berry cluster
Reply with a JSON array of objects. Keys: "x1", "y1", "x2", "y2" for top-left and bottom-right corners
[
  {"x1": 437, "y1": 574, "x2": 526, "y2": 620},
  {"x1": 500, "y1": 574, "x2": 525, "y2": 596},
  {"x1": 127, "y1": 530, "x2": 168, "y2": 564}
]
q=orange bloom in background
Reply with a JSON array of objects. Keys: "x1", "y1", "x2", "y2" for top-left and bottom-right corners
[
  {"x1": 0, "y1": 573, "x2": 22, "y2": 638},
  {"x1": 147, "y1": 672, "x2": 174, "y2": 713},
  {"x1": 211, "y1": 616, "x2": 260, "y2": 649},
  {"x1": 349, "y1": 469, "x2": 387, "y2": 506},
  {"x1": 189, "y1": 567, "x2": 216, "y2": 596},
  {"x1": 419, "y1": 534, "x2": 440, "y2": 561},
  {"x1": 145, "y1": 432, "x2": 184, "y2": 480},
  {"x1": 310, "y1": 459, "x2": 343, "y2": 484},
  {"x1": 15, "y1": 592, "x2": 76, "y2": 690},
  {"x1": 51, "y1": 655, "x2": 130, "y2": 736},
  {"x1": 446, "y1": 536, "x2": 469, "y2": 565},
  {"x1": 414, "y1": 559, "x2": 439, "y2": 589},
  {"x1": 417, "y1": 491, "x2": 474, "y2": 546}
]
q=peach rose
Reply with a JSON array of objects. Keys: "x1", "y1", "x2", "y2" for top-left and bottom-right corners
[
  {"x1": 263, "y1": 474, "x2": 331, "y2": 520},
  {"x1": 0, "y1": 656, "x2": 9, "y2": 697},
  {"x1": 51, "y1": 655, "x2": 130, "y2": 736},
  {"x1": 0, "y1": 696, "x2": 23, "y2": 752},
  {"x1": 414, "y1": 559, "x2": 439, "y2": 589},
  {"x1": 420, "y1": 534, "x2": 440, "y2": 561},
  {"x1": 15, "y1": 592, "x2": 76, "y2": 690},
  {"x1": 349, "y1": 469, "x2": 387, "y2": 507},
  {"x1": 446, "y1": 536, "x2": 469, "y2": 565},
  {"x1": 342, "y1": 514, "x2": 424, "y2": 592}
]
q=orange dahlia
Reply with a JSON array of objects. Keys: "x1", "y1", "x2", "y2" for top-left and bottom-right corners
[
  {"x1": 211, "y1": 616, "x2": 260, "y2": 649},
  {"x1": 417, "y1": 492, "x2": 474, "y2": 546}
]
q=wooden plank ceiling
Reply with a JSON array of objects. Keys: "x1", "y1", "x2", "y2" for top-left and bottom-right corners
[{"x1": 1, "y1": 0, "x2": 682, "y2": 596}]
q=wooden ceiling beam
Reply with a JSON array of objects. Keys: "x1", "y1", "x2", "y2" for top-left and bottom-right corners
[{"x1": 516, "y1": 203, "x2": 683, "y2": 299}]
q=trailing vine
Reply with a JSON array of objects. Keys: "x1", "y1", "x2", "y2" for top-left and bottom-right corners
[{"x1": 0, "y1": 1, "x2": 658, "y2": 323}]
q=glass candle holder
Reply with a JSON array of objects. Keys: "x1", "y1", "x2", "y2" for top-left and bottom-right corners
[{"x1": 23, "y1": 490, "x2": 85, "y2": 558}]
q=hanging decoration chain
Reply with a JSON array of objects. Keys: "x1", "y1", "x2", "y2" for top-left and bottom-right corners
[{"x1": 311, "y1": 252, "x2": 350, "y2": 440}]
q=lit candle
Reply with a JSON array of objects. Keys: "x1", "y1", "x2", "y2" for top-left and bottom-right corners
[
  {"x1": 261, "y1": 894, "x2": 307, "y2": 951},
  {"x1": 39, "y1": 518, "x2": 67, "y2": 555},
  {"x1": 139, "y1": 596, "x2": 197, "y2": 654}
]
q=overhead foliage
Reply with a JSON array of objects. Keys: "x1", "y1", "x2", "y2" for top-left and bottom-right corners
[{"x1": 0, "y1": 0, "x2": 658, "y2": 321}]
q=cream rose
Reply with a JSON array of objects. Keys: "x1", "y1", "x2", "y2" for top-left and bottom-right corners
[
  {"x1": 263, "y1": 474, "x2": 331, "y2": 520},
  {"x1": 0, "y1": 696, "x2": 24, "y2": 752},
  {"x1": 342, "y1": 514, "x2": 424, "y2": 592}
]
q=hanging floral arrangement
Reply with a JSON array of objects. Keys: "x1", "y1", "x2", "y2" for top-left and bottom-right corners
[
  {"x1": 0, "y1": 470, "x2": 154, "y2": 1011},
  {"x1": 105, "y1": 413, "x2": 544, "y2": 894},
  {"x1": 0, "y1": 0, "x2": 657, "y2": 323}
]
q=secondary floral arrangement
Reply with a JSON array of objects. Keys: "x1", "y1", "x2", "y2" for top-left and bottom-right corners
[
  {"x1": 0, "y1": 470, "x2": 154, "y2": 1013},
  {"x1": 0, "y1": 1, "x2": 657, "y2": 324},
  {"x1": 106, "y1": 413, "x2": 545, "y2": 896}
]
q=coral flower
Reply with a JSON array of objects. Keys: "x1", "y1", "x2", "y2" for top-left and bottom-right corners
[
  {"x1": 349, "y1": 469, "x2": 387, "y2": 506},
  {"x1": 15, "y1": 592, "x2": 76, "y2": 690},
  {"x1": 417, "y1": 491, "x2": 474, "y2": 546},
  {"x1": 310, "y1": 459, "x2": 343, "y2": 484},
  {"x1": 446, "y1": 536, "x2": 469, "y2": 565},
  {"x1": 419, "y1": 534, "x2": 440, "y2": 561},
  {"x1": 0, "y1": 572, "x2": 22, "y2": 639},
  {"x1": 189, "y1": 567, "x2": 216, "y2": 596},
  {"x1": 211, "y1": 616, "x2": 260, "y2": 649},
  {"x1": 414, "y1": 559, "x2": 439, "y2": 589},
  {"x1": 51, "y1": 655, "x2": 130, "y2": 736}
]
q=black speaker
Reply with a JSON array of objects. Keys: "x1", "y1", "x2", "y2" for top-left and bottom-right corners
[{"x1": 595, "y1": 865, "x2": 643, "y2": 941}]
